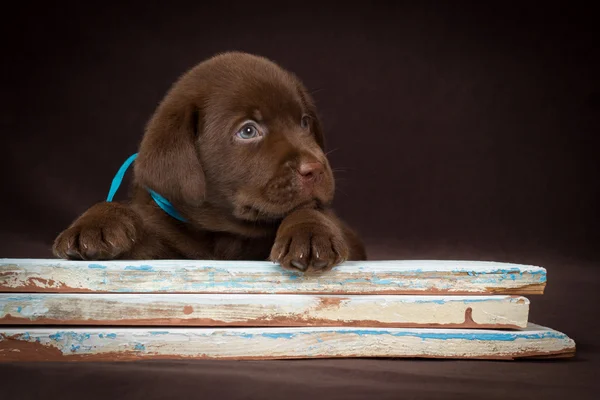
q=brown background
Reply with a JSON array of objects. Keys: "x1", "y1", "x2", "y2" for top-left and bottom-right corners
[{"x1": 1, "y1": 1, "x2": 598, "y2": 399}]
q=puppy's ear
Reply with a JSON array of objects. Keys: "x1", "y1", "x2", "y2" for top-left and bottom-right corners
[
  {"x1": 296, "y1": 83, "x2": 326, "y2": 150},
  {"x1": 133, "y1": 101, "x2": 205, "y2": 207}
]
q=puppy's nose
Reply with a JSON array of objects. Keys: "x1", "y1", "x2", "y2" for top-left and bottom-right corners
[{"x1": 297, "y1": 162, "x2": 324, "y2": 183}]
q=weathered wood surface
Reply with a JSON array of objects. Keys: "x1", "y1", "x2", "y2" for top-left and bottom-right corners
[
  {"x1": 0, "y1": 324, "x2": 575, "y2": 361},
  {"x1": 0, "y1": 293, "x2": 530, "y2": 328},
  {"x1": 0, "y1": 259, "x2": 547, "y2": 295}
]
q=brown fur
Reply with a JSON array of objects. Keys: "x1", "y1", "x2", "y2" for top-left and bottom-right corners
[{"x1": 52, "y1": 52, "x2": 366, "y2": 272}]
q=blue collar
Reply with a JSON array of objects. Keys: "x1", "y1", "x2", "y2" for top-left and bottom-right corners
[{"x1": 106, "y1": 153, "x2": 188, "y2": 222}]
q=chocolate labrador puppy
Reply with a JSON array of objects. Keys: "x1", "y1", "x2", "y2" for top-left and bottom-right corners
[{"x1": 52, "y1": 51, "x2": 366, "y2": 272}]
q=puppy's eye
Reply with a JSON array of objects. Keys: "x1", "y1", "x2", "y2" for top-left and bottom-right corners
[
  {"x1": 301, "y1": 115, "x2": 310, "y2": 130},
  {"x1": 236, "y1": 123, "x2": 261, "y2": 140}
]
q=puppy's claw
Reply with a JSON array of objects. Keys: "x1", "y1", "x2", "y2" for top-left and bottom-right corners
[
  {"x1": 53, "y1": 202, "x2": 141, "y2": 261},
  {"x1": 291, "y1": 260, "x2": 308, "y2": 271}
]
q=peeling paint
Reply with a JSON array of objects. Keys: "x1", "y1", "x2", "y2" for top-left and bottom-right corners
[
  {"x1": 0, "y1": 324, "x2": 575, "y2": 362},
  {"x1": 0, "y1": 293, "x2": 530, "y2": 328},
  {"x1": 0, "y1": 259, "x2": 546, "y2": 295}
]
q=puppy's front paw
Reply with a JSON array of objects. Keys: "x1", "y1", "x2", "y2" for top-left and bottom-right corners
[
  {"x1": 270, "y1": 220, "x2": 349, "y2": 273},
  {"x1": 53, "y1": 202, "x2": 141, "y2": 260}
]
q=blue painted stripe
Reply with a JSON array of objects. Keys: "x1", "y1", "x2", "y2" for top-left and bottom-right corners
[
  {"x1": 227, "y1": 329, "x2": 565, "y2": 341},
  {"x1": 9, "y1": 327, "x2": 567, "y2": 346},
  {"x1": 48, "y1": 332, "x2": 91, "y2": 342},
  {"x1": 124, "y1": 265, "x2": 154, "y2": 271}
]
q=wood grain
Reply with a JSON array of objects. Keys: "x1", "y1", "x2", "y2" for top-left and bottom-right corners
[
  {"x1": 0, "y1": 259, "x2": 547, "y2": 295},
  {"x1": 0, "y1": 293, "x2": 530, "y2": 328},
  {"x1": 0, "y1": 323, "x2": 575, "y2": 361}
]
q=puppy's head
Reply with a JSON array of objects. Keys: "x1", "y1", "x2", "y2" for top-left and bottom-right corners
[{"x1": 134, "y1": 52, "x2": 334, "y2": 223}]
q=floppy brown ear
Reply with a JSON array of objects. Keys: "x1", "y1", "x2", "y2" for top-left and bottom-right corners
[{"x1": 133, "y1": 100, "x2": 205, "y2": 207}]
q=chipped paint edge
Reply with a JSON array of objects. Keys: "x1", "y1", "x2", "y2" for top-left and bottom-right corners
[
  {"x1": 0, "y1": 258, "x2": 547, "y2": 273},
  {"x1": 0, "y1": 258, "x2": 547, "y2": 295},
  {"x1": 0, "y1": 293, "x2": 530, "y2": 328},
  {"x1": 0, "y1": 323, "x2": 575, "y2": 361}
]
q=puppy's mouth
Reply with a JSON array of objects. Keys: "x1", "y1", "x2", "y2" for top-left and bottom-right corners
[
  {"x1": 231, "y1": 164, "x2": 334, "y2": 222},
  {"x1": 236, "y1": 199, "x2": 320, "y2": 222}
]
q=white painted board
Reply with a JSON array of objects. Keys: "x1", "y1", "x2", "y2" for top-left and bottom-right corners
[
  {"x1": 0, "y1": 324, "x2": 575, "y2": 361},
  {"x1": 0, "y1": 293, "x2": 530, "y2": 328},
  {"x1": 0, "y1": 259, "x2": 547, "y2": 295}
]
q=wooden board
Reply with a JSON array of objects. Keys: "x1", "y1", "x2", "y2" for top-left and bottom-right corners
[
  {"x1": 0, "y1": 259, "x2": 547, "y2": 295},
  {"x1": 0, "y1": 324, "x2": 575, "y2": 361},
  {"x1": 0, "y1": 293, "x2": 530, "y2": 329}
]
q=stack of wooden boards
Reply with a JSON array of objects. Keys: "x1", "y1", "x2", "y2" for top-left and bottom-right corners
[{"x1": 0, "y1": 258, "x2": 575, "y2": 361}]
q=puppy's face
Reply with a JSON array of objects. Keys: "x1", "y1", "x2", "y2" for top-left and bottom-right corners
[
  {"x1": 134, "y1": 52, "x2": 335, "y2": 223},
  {"x1": 200, "y1": 68, "x2": 334, "y2": 222}
]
